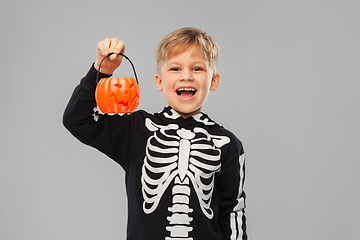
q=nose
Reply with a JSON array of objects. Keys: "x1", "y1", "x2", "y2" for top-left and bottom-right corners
[{"x1": 179, "y1": 69, "x2": 194, "y2": 81}]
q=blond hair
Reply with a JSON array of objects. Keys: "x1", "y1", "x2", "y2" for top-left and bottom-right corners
[{"x1": 156, "y1": 27, "x2": 220, "y2": 72}]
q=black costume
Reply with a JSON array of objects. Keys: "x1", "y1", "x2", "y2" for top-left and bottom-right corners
[{"x1": 63, "y1": 64, "x2": 247, "y2": 239}]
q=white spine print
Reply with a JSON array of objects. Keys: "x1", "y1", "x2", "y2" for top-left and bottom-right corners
[
  {"x1": 166, "y1": 176, "x2": 193, "y2": 240},
  {"x1": 142, "y1": 118, "x2": 230, "y2": 239}
]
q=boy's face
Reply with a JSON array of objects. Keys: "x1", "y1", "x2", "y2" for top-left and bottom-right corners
[{"x1": 155, "y1": 46, "x2": 220, "y2": 118}]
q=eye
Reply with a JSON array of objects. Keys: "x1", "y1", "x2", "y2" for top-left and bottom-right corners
[
  {"x1": 194, "y1": 67, "x2": 203, "y2": 71},
  {"x1": 170, "y1": 67, "x2": 180, "y2": 71}
]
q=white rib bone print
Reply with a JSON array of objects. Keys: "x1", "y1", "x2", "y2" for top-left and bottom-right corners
[{"x1": 142, "y1": 118, "x2": 230, "y2": 239}]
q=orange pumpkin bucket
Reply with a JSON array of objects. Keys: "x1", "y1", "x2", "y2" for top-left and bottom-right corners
[{"x1": 95, "y1": 53, "x2": 140, "y2": 113}]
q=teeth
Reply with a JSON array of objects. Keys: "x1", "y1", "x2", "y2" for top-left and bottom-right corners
[{"x1": 177, "y1": 88, "x2": 196, "y2": 92}]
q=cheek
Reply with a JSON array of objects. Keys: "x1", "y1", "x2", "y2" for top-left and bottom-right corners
[
  {"x1": 201, "y1": 77, "x2": 212, "y2": 89},
  {"x1": 162, "y1": 78, "x2": 176, "y2": 91}
]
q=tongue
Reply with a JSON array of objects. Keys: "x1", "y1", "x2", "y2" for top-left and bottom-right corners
[{"x1": 179, "y1": 91, "x2": 193, "y2": 98}]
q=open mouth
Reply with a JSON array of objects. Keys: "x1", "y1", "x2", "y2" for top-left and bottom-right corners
[{"x1": 176, "y1": 87, "x2": 196, "y2": 98}]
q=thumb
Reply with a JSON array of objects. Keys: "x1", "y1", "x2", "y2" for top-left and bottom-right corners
[{"x1": 106, "y1": 52, "x2": 123, "y2": 65}]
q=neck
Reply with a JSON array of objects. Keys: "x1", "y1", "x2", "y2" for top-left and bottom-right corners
[{"x1": 174, "y1": 108, "x2": 202, "y2": 119}]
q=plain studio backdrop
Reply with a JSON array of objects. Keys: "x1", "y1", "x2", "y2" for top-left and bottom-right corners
[{"x1": 0, "y1": 0, "x2": 359, "y2": 239}]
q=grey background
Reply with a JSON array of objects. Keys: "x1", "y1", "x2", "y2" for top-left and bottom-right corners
[{"x1": 1, "y1": 0, "x2": 359, "y2": 239}]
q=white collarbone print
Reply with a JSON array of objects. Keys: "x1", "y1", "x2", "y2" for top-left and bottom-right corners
[{"x1": 142, "y1": 118, "x2": 230, "y2": 239}]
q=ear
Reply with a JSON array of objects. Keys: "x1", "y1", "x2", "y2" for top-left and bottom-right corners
[
  {"x1": 210, "y1": 73, "x2": 221, "y2": 91},
  {"x1": 155, "y1": 74, "x2": 163, "y2": 91}
]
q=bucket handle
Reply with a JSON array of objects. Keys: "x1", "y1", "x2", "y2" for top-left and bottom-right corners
[{"x1": 96, "y1": 52, "x2": 139, "y2": 85}]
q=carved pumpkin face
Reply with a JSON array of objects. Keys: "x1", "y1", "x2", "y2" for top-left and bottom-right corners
[{"x1": 95, "y1": 77, "x2": 140, "y2": 113}]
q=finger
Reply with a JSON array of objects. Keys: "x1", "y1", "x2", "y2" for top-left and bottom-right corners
[
  {"x1": 107, "y1": 38, "x2": 123, "y2": 61},
  {"x1": 97, "y1": 39, "x2": 105, "y2": 56},
  {"x1": 96, "y1": 40, "x2": 103, "y2": 55},
  {"x1": 109, "y1": 41, "x2": 125, "y2": 62},
  {"x1": 109, "y1": 38, "x2": 120, "y2": 54},
  {"x1": 114, "y1": 40, "x2": 125, "y2": 55},
  {"x1": 102, "y1": 38, "x2": 111, "y2": 55},
  {"x1": 107, "y1": 40, "x2": 124, "y2": 62}
]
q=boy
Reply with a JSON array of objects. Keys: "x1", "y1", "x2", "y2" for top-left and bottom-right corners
[{"x1": 63, "y1": 27, "x2": 247, "y2": 239}]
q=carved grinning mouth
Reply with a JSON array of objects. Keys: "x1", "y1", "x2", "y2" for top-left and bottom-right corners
[
  {"x1": 176, "y1": 87, "x2": 196, "y2": 97},
  {"x1": 110, "y1": 92, "x2": 128, "y2": 106},
  {"x1": 109, "y1": 82, "x2": 137, "y2": 106}
]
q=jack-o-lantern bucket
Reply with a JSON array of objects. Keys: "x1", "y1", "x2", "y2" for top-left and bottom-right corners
[{"x1": 95, "y1": 53, "x2": 140, "y2": 113}]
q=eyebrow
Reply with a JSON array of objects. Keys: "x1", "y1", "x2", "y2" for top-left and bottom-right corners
[
  {"x1": 166, "y1": 61, "x2": 182, "y2": 65},
  {"x1": 166, "y1": 60, "x2": 207, "y2": 66}
]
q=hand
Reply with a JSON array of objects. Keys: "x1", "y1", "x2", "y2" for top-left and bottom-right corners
[{"x1": 94, "y1": 38, "x2": 125, "y2": 75}]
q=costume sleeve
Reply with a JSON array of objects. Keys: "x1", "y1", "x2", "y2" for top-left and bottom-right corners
[
  {"x1": 218, "y1": 141, "x2": 247, "y2": 239},
  {"x1": 63, "y1": 64, "x2": 138, "y2": 169}
]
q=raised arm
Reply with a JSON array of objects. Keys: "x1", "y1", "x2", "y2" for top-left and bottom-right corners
[{"x1": 63, "y1": 38, "x2": 135, "y2": 168}]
